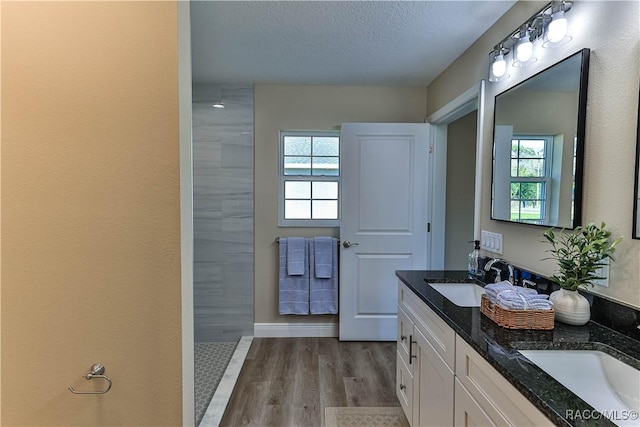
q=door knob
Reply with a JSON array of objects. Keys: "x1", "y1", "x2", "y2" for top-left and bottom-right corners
[{"x1": 342, "y1": 240, "x2": 360, "y2": 248}]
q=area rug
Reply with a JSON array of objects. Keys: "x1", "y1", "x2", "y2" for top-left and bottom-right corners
[{"x1": 324, "y1": 407, "x2": 409, "y2": 427}]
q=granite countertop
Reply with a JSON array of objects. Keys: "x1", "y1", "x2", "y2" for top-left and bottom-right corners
[{"x1": 396, "y1": 270, "x2": 640, "y2": 427}]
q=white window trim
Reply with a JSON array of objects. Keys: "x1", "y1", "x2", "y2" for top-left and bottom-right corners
[{"x1": 278, "y1": 130, "x2": 341, "y2": 227}]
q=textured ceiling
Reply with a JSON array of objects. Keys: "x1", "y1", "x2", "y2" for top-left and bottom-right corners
[{"x1": 191, "y1": 1, "x2": 516, "y2": 86}]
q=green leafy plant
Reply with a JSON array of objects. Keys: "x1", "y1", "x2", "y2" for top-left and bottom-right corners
[{"x1": 543, "y1": 222, "x2": 622, "y2": 291}]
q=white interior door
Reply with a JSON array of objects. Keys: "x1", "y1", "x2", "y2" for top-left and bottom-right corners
[{"x1": 339, "y1": 123, "x2": 430, "y2": 341}]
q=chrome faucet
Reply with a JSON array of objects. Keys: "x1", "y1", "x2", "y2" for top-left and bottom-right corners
[{"x1": 484, "y1": 258, "x2": 515, "y2": 284}]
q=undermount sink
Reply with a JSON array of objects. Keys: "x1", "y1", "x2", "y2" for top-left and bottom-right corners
[
  {"x1": 427, "y1": 282, "x2": 485, "y2": 307},
  {"x1": 519, "y1": 350, "x2": 640, "y2": 426}
]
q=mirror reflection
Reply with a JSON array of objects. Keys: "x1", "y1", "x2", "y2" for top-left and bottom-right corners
[
  {"x1": 633, "y1": 88, "x2": 640, "y2": 240},
  {"x1": 492, "y1": 49, "x2": 590, "y2": 229}
]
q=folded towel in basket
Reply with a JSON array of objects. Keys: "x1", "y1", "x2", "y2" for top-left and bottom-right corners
[
  {"x1": 484, "y1": 281, "x2": 538, "y2": 304},
  {"x1": 496, "y1": 290, "x2": 553, "y2": 311}
]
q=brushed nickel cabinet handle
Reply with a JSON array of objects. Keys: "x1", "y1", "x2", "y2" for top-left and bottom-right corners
[{"x1": 409, "y1": 335, "x2": 417, "y2": 364}]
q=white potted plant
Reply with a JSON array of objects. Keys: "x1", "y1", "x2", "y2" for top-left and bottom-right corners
[{"x1": 542, "y1": 222, "x2": 622, "y2": 325}]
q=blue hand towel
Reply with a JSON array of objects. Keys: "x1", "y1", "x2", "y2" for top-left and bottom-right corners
[
  {"x1": 309, "y1": 238, "x2": 338, "y2": 314},
  {"x1": 313, "y1": 236, "x2": 334, "y2": 279},
  {"x1": 279, "y1": 238, "x2": 309, "y2": 315},
  {"x1": 287, "y1": 237, "x2": 306, "y2": 276}
]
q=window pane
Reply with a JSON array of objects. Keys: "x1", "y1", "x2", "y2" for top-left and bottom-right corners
[
  {"x1": 511, "y1": 182, "x2": 521, "y2": 198},
  {"x1": 312, "y1": 156, "x2": 339, "y2": 176},
  {"x1": 510, "y1": 201, "x2": 521, "y2": 221},
  {"x1": 511, "y1": 159, "x2": 519, "y2": 177},
  {"x1": 313, "y1": 137, "x2": 339, "y2": 156},
  {"x1": 521, "y1": 182, "x2": 544, "y2": 199},
  {"x1": 285, "y1": 200, "x2": 311, "y2": 219},
  {"x1": 516, "y1": 159, "x2": 545, "y2": 177},
  {"x1": 312, "y1": 181, "x2": 338, "y2": 199},
  {"x1": 285, "y1": 181, "x2": 311, "y2": 199},
  {"x1": 511, "y1": 140, "x2": 519, "y2": 158},
  {"x1": 312, "y1": 200, "x2": 338, "y2": 219},
  {"x1": 518, "y1": 140, "x2": 545, "y2": 158},
  {"x1": 284, "y1": 156, "x2": 311, "y2": 175},
  {"x1": 284, "y1": 136, "x2": 311, "y2": 155}
]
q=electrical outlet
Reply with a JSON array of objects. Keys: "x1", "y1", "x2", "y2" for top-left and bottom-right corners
[{"x1": 481, "y1": 230, "x2": 503, "y2": 255}]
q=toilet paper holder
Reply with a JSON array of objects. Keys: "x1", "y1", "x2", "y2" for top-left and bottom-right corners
[{"x1": 68, "y1": 363, "x2": 112, "y2": 394}]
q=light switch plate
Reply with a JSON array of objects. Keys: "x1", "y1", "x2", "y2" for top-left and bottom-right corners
[
  {"x1": 593, "y1": 261, "x2": 609, "y2": 287},
  {"x1": 481, "y1": 230, "x2": 503, "y2": 255}
]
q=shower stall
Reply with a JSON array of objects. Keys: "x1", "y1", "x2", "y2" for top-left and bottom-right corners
[{"x1": 192, "y1": 84, "x2": 254, "y2": 425}]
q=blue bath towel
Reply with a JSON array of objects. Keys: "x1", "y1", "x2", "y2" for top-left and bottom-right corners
[
  {"x1": 309, "y1": 238, "x2": 338, "y2": 314},
  {"x1": 279, "y1": 238, "x2": 309, "y2": 315},
  {"x1": 313, "y1": 236, "x2": 334, "y2": 278},
  {"x1": 287, "y1": 237, "x2": 306, "y2": 276}
]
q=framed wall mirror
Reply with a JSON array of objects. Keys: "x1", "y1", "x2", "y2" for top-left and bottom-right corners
[
  {"x1": 633, "y1": 88, "x2": 640, "y2": 239},
  {"x1": 491, "y1": 48, "x2": 590, "y2": 229}
]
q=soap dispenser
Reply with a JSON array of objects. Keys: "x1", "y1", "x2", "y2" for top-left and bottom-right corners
[{"x1": 468, "y1": 240, "x2": 482, "y2": 277}]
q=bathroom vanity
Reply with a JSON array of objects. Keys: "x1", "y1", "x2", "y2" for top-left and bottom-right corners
[{"x1": 396, "y1": 270, "x2": 640, "y2": 427}]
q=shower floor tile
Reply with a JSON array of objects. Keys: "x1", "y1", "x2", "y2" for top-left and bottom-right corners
[{"x1": 195, "y1": 341, "x2": 237, "y2": 426}]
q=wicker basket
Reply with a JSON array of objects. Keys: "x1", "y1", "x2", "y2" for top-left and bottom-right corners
[{"x1": 480, "y1": 294, "x2": 555, "y2": 330}]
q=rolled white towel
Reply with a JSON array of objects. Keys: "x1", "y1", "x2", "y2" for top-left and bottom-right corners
[
  {"x1": 496, "y1": 290, "x2": 553, "y2": 310},
  {"x1": 485, "y1": 281, "x2": 538, "y2": 304},
  {"x1": 484, "y1": 281, "x2": 513, "y2": 304}
]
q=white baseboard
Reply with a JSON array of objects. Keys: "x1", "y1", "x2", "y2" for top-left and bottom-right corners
[{"x1": 254, "y1": 322, "x2": 338, "y2": 338}]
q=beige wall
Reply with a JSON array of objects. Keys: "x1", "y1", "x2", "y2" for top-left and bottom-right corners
[
  {"x1": 428, "y1": 1, "x2": 640, "y2": 308},
  {"x1": 445, "y1": 111, "x2": 477, "y2": 270},
  {"x1": 1, "y1": 2, "x2": 182, "y2": 425},
  {"x1": 254, "y1": 84, "x2": 427, "y2": 324}
]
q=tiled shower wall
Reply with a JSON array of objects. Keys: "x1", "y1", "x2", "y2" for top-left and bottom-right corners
[{"x1": 193, "y1": 84, "x2": 254, "y2": 342}]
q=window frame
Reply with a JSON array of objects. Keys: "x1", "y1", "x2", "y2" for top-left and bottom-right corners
[
  {"x1": 278, "y1": 130, "x2": 341, "y2": 227},
  {"x1": 509, "y1": 135, "x2": 553, "y2": 223}
]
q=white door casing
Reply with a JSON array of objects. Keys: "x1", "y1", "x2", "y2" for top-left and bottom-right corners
[{"x1": 339, "y1": 123, "x2": 430, "y2": 341}]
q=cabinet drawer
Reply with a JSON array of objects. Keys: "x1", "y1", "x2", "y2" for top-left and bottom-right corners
[
  {"x1": 455, "y1": 336, "x2": 553, "y2": 426},
  {"x1": 397, "y1": 305, "x2": 412, "y2": 367},
  {"x1": 398, "y1": 281, "x2": 456, "y2": 370},
  {"x1": 396, "y1": 350, "x2": 414, "y2": 424}
]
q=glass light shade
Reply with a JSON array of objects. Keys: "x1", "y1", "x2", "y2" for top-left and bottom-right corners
[
  {"x1": 547, "y1": 11, "x2": 567, "y2": 43},
  {"x1": 543, "y1": 9, "x2": 572, "y2": 47},
  {"x1": 492, "y1": 54, "x2": 507, "y2": 77},
  {"x1": 516, "y1": 37, "x2": 533, "y2": 63}
]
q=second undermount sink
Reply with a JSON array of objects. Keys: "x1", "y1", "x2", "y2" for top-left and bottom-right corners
[
  {"x1": 519, "y1": 349, "x2": 640, "y2": 426},
  {"x1": 427, "y1": 282, "x2": 486, "y2": 307}
]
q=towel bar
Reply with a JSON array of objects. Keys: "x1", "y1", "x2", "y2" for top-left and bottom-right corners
[{"x1": 275, "y1": 237, "x2": 340, "y2": 244}]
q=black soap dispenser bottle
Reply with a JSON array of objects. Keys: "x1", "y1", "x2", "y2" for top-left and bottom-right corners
[{"x1": 468, "y1": 240, "x2": 482, "y2": 277}]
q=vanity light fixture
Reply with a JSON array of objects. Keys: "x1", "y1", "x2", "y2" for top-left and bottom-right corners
[
  {"x1": 487, "y1": 1, "x2": 574, "y2": 81},
  {"x1": 488, "y1": 45, "x2": 510, "y2": 82}
]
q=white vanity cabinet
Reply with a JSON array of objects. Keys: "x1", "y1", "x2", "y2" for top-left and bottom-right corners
[
  {"x1": 398, "y1": 282, "x2": 455, "y2": 427},
  {"x1": 397, "y1": 281, "x2": 553, "y2": 427}
]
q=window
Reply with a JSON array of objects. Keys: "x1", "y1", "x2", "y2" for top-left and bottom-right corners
[
  {"x1": 510, "y1": 136, "x2": 552, "y2": 222},
  {"x1": 279, "y1": 131, "x2": 340, "y2": 226}
]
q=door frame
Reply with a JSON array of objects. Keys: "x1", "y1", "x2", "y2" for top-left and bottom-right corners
[
  {"x1": 425, "y1": 81, "x2": 486, "y2": 269},
  {"x1": 178, "y1": 2, "x2": 195, "y2": 426}
]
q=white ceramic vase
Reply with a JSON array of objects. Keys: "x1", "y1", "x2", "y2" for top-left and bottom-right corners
[{"x1": 549, "y1": 288, "x2": 590, "y2": 326}]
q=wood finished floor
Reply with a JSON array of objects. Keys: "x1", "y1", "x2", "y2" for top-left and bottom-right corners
[{"x1": 219, "y1": 338, "x2": 400, "y2": 427}]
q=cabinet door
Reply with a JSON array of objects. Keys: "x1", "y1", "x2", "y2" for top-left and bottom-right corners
[
  {"x1": 413, "y1": 327, "x2": 454, "y2": 427},
  {"x1": 396, "y1": 351, "x2": 414, "y2": 424},
  {"x1": 454, "y1": 378, "x2": 496, "y2": 427}
]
